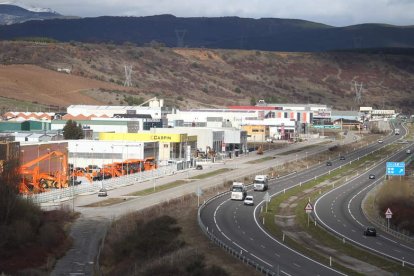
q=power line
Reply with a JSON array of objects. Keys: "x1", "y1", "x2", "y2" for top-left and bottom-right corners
[{"x1": 175, "y1": 29, "x2": 187, "y2": 48}]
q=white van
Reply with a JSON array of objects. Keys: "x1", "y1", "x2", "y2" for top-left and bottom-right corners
[
  {"x1": 231, "y1": 182, "x2": 247, "y2": 200},
  {"x1": 253, "y1": 175, "x2": 268, "y2": 191}
]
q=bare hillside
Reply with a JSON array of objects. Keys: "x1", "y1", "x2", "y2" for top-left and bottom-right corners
[{"x1": 0, "y1": 41, "x2": 413, "y2": 112}]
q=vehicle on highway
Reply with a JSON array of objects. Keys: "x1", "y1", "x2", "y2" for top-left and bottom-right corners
[
  {"x1": 395, "y1": 128, "x2": 400, "y2": 135},
  {"x1": 369, "y1": 174, "x2": 375, "y2": 179},
  {"x1": 230, "y1": 182, "x2": 247, "y2": 200},
  {"x1": 98, "y1": 188, "x2": 108, "y2": 197},
  {"x1": 378, "y1": 139, "x2": 383, "y2": 143},
  {"x1": 363, "y1": 226, "x2": 377, "y2": 237},
  {"x1": 407, "y1": 149, "x2": 411, "y2": 154},
  {"x1": 244, "y1": 195, "x2": 254, "y2": 206},
  {"x1": 339, "y1": 156, "x2": 346, "y2": 160},
  {"x1": 195, "y1": 165, "x2": 203, "y2": 170},
  {"x1": 326, "y1": 161, "x2": 332, "y2": 166},
  {"x1": 253, "y1": 175, "x2": 268, "y2": 191}
]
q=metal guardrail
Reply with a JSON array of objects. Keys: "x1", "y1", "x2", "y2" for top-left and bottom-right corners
[{"x1": 26, "y1": 164, "x2": 177, "y2": 204}]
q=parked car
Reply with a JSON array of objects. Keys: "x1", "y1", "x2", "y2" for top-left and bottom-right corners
[
  {"x1": 98, "y1": 188, "x2": 108, "y2": 197},
  {"x1": 244, "y1": 195, "x2": 254, "y2": 206},
  {"x1": 363, "y1": 226, "x2": 377, "y2": 237},
  {"x1": 339, "y1": 156, "x2": 346, "y2": 160},
  {"x1": 369, "y1": 174, "x2": 375, "y2": 179},
  {"x1": 195, "y1": 165, "x2": 203, "y2": 170},
  {"x1": 326, "y1": 161, "x2": 332, "y2": 166}
]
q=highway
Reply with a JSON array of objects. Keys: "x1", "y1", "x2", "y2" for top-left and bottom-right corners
[
  {"x1": 314, "y1": 123, "x2": 414, "y2": 267},
  {"x1": 199, "y1": 122, "x2": 408, "y2": 275}
]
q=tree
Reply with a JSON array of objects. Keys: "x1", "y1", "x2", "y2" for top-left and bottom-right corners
[{"x1": 63, "y1": 120, "x2": 84, "y2": 140}]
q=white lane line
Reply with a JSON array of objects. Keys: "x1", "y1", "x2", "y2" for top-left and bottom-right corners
[
  {"x1": 274, "y1": 253, "x2": 280, "y2": 257},
  {"x1": 221, "y1": 232, "x2": 231, "y2": 241},
  {"x1": 399, "y1": 243, "x2": 414, "y2": 252},
  {"x1": 393, "y1": 249, "x2": 402, "y2": 253},
  {"x1": 343, "y1": 224, "x2": 346, "y2": 228},
  {"x1": 351, "y1": 229, "x2": 356, "y2": 233},
  {"x1": 293, "y1": 263, "x2": 301, "y2": 268},
  {"x1": 376, "y1": 242, "x2": 382, "y2": 246},
  {"x1": 260, "y1": 245, "x2": 265, "y2": 249},
  {"x1": 250, "y1": 237, "x2": 254, "y2": 241},
  {"x1": 232, "y1": 241, "x2": 248, "y2": 252},
  {"x1": 250, "y1": 253, "x2": 273, "y2": 268},
  {"x1": 379, "y1": 235, "x2": 398, "y2": 244}
]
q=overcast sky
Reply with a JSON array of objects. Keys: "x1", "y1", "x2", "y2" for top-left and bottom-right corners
[{"x1": 8, "y1": 0, "x2": 414, "y2": 26}]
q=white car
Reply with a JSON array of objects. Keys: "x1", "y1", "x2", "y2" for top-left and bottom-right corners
[
  {"x1": 244, "y1": 195, "x2": 254, "y2": 206},
  {"x1": 377, "y1": 140, "x2": 383, "y2": 144}
]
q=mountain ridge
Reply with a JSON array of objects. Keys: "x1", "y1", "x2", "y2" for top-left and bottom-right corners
[{"x1": 0, "y1": 14, "x2": 413, "y2": 52}]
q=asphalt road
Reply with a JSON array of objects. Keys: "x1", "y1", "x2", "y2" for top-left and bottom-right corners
[
  {"x1": 314, "y1": 124, "x2": 414, "y2": 267},
  {"x1": 199, "y1": 124, "x2": 407, "y2": 275}
]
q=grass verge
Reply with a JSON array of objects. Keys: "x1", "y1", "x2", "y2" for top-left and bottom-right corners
[
  {"x1": 246, "y1": 156, "x2": 274, "y2": 164},
  {"x1": 189, "y1": 168, "x2": 233, "y2": 180},
  {"x1": 82, "y1": 197, "x2": 131, "y2": 207},
  {"x1": 126, "y1": 180, "x2": 191, "y2": 196}
]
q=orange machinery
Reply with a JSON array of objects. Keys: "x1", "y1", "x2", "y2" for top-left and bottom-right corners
[
  {"x1": 143, "y1": 157, "x2": 157, "y2": 171},
  {"x1": 19, "y1": 150, "x2": 68, "y2": 194}
]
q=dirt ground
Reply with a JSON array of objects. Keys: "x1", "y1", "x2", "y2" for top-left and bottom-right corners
[{"x1": 0, "y1": 64, "x2": 131, "y2": 106}]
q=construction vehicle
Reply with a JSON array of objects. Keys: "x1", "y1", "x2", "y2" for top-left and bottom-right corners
[
  {"x1": 143, "y1": 157, "x2": 157, "y2": 171},
  {"x1": 19, "y1": 150, "x2": 68, "y2": 194}
]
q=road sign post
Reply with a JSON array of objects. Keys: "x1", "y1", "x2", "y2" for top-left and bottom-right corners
[
  {"x1": 304, "y1": 202, "x2": 313, "y2": 227},
  {"x1": 196, "y1": 187, "x2": 203, "y2": 207},
  {"x1": 385, "y1": 208, "x2": 393, "y2": 229},
  {"x1": 264, "y1": 192, "x2": 271, "y2": 212}
]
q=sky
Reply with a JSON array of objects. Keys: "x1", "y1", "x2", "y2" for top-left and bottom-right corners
[{"x1": 6, "y1": 0, "x2": 414, "y2": 27}]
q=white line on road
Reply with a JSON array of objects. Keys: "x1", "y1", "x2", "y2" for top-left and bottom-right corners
[
  {"x1": 293, "y1": 263, "x2": 301, "y2": 268},
  {"x1": 232, "y1": 241, "x2": 248, "y2": 252},
  {"x1": 250, "y1": 253, "x2": 274, "y2": 268}
]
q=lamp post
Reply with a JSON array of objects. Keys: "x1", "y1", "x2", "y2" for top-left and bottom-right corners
[{"x1": 47, "y1": 148, "x2": 50, "y2": 176}]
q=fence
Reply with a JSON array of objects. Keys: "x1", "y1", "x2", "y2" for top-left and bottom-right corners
[{"x1": 26, "y1": 164, "x2": 177, "y2": 204}]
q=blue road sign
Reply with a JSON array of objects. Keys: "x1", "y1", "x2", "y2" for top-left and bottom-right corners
[{"x1": 386, "y1": 162, "x2": 405, "y2": 176}]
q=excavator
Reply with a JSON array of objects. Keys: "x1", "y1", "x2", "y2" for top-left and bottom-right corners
[
  {"x1": 19, "y1": 150, "x2": 68, "y2": 194},
  {"x1": 143, "y1": 157, "x2": 157, "y2": 170}
]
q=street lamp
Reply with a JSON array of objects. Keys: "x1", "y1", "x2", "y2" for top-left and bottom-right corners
[{"x1": 47, "y1": 148, "x2": 50, "y2": 176}]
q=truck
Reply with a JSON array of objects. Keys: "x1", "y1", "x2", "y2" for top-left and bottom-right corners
[
  {"x1": 230, "y1": 182, "x2": 247, "y2": 200},
  {"x1": 395, "y1": 128, "x2": 400, "y2": 135},
  {"x1": 253, "y1": 175, "x2": 268, "y2": 191}
]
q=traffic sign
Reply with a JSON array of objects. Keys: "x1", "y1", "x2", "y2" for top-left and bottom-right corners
[
  {"x1": 195, "y1": 187, "x2": 203, "y2": 196},
  {"x1": 385, "y1": 208, "x2": 393, "y2": 219},
  {"x1": 386, "y1": 162, "x2": 405, "y2": 176},
  {"x1": 263, "y1": 192, "x2": 271, "y2": 203},
  {"x1": 304, "y1": 202, "x2": 313, "y2": 213}
]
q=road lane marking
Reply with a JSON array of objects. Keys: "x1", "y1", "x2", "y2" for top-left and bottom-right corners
[
  {"x1": 293, "y1": 263, "x2": 301, "y2": 268},
  {"x1": 232, "y1": 241, "x2": 248, "y2": 252},
  {"x1": 260, "y1": 245, "x2": 265, "y2": 248},
  {"x1": 379, "y1": 235, "x2": 398, "y2": 244},
  {"x1": 250, "y1": 253, "x2": 273, "y2": 267},
  {"x1": 376, "y1": 242, "x2": 382, "y2": 246}
]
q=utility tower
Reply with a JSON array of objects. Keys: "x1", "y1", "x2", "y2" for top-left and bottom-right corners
[
  {"x1": 352, "y1": 80, "x2": 364, "y2": 105},
  {"x1": 175, "y1": 29, "x2": 187, "y2": 48},
  {"x1": 124, "y1": 65, "x2": 133, "y2": 87}
]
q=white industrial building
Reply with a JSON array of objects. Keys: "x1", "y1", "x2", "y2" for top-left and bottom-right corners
[
  {"x1": 67, "y1": 98, "x2": 164, "y2": 119},
  {"x1": 67, "y1": 140, "x2": 158, "y2": 168}
]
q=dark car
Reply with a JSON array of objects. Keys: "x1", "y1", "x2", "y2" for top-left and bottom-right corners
[
  {"x1": 339, "y1": 156, "x2": 346, "y2": 160},
  {"x1": 195, "y1": 165, "x2": 203, "y2": 170},
  {"x1": 326, "y1": 161, "x2": 332, "y2": 166},
  {"x1": 369, "y1": 174, "x2": 375, "y2": 179},
  {"x1": 363, "y1": 226, "x2": 377, "y2": 237}
]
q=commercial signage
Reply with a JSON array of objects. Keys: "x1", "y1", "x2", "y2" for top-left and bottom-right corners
[
  {"x1": 99, "y1": 133, "x2": 189, "y2": 142},
  {"x1": 386, "y1": 162, "x2": 405, "y2": 176}
]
